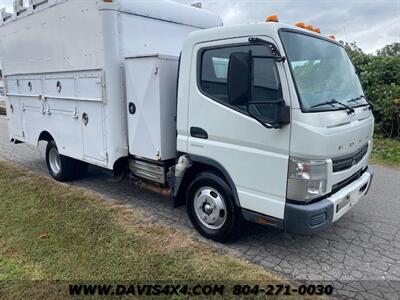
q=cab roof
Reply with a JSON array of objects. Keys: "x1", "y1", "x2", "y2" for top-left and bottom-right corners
[{"x1": 184, "y1": 21, "x2": 340, "y2": 47}]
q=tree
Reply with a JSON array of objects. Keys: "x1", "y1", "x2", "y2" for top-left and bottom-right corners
[
  {"x1": 377, "y1": 43, "x2": 400, "y2": 57},
  {"x1": 342, "y1": 41, "x2": 400, "y2": 138}
]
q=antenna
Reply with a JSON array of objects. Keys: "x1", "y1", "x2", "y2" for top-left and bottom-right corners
[{"x1": 343, "y1": 26, "x2": 348, "y2": 43}]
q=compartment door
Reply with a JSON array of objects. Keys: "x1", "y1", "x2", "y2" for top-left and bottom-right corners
[
  {"x1": 80, "y1": 101, "x2": 106, "y2": 163},
  {"x1": 6, "y1": 79, "x2": 24, "y2": 139},
  {"x1": 125, "y1": 56, "x2": 161, "y2": 160},
  {"x1": 9, "y1": 97, "x2": 24, "y2": 139}
]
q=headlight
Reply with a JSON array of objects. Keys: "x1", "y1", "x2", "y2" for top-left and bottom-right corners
[{"x1": 287, "y1": 157, "x2": 328, "y2": 202}]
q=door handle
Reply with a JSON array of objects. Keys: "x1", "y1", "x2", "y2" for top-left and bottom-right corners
[{"x1": 190, "y1": 127, "x2": 208, "y2": 139}]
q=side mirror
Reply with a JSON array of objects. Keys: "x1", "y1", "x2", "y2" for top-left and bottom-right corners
[{"x1": 227, "y1": 52, "x2": 252, "y2": 106}]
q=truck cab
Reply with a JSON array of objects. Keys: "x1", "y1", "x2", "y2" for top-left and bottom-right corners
[{"x1": 176, "y1": 20, "x2": 374, "y2": 240}]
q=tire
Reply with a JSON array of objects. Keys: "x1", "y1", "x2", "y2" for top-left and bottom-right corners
[
  {"x1": 186, "y1": 171, "x2": 242, "y2": 242},
  {"x1": 45, "y1": 140, "x2": 77, "y2": 182}
]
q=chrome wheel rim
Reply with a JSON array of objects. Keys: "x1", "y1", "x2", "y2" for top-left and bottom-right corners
[
  {"x1": 49, "y1": 148, "x2": 61, "y2": 175},
  {"x1": 193, "y1": 187, "x2": 227, "y2": 230}
]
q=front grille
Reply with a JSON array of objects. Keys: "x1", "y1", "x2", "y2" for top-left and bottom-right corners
[
  {"x1": 332, "y1": 167, "x2": 367, "y2": 195},
  {"x1": 332, "y1": 144, "x2": 368, "y2": 173}
]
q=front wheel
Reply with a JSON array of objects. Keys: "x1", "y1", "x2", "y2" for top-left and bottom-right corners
[
  {"x1": 45, "y1": 140, "x2": 77, "y2": 182},
  {"x1": 186, "y1": 171, "x2": 242, "y2": 242}
]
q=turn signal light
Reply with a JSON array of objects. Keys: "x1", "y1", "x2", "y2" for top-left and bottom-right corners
[
  {"x1": 295, "y1": 22, "x2": 306, "y2": 29},
  {"x1": 329, "y1": 35, "x2": 336, "y2": 40},
  {"x1": 266, "y1": 15, "x2": 279, "y2": 22}
]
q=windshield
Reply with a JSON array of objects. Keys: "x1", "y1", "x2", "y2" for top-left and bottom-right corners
[{"x1": 280, "y1": 30, "x2": 367, "y2": 111}]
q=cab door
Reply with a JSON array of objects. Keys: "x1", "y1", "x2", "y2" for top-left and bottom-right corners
[{"x1": 187, "y1": 37, "x2": 291, "y2": 219}]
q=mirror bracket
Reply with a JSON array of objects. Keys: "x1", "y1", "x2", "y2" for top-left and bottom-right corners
[
  {"x1": 248, "y1": 37, "x2": 286, "y2": 62},
  {"x1": 246, "y1": 100, "x2": 290, "y2": 129}
]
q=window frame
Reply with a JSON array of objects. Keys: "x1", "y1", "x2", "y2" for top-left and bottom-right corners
[{"x1": 196, "y1": 41, "x2": 284, "y2": 119}]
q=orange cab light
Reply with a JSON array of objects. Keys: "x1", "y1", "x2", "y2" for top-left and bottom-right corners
[
  {"x1": 295, "y1": 22, "x2": 306, "y2": 29},
  {"x1": 266, "y1": 15, "x2": 279, "y2": 22},
  {"x1": 313, "y1": 28, "x2": 321, "y2": 33},
  {"x1": 329, "y1": 35, "x2": 336, "y2": 40},
  {"x1": 103, "y1": 0, "x2": 113, "y2": 2},
  {"x1": 305, "y1": 25, "x2": 314, "y2": 31}
]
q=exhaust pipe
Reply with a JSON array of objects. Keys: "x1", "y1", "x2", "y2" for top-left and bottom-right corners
[{"x1": 133, "y1": 180, "x2": 172, "y2": 198}]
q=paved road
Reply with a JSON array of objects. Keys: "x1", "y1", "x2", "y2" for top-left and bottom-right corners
[{"x1": 1, "y1": 115, "x2": 399, "y2": 299}]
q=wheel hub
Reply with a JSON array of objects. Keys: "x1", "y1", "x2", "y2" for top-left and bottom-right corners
[
  {"x1": 49, "y1": 148, "x2": 61, "y2": 175},
  {"x1": 203, "y1": 202, "x2": 214, "y2": 215},
  {"x1": 194, "y1": 187, "x2": 227, "y2": 230}
]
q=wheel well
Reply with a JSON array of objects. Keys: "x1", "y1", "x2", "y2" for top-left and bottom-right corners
[
  {"x1": 175, "y1": 161, "x2": 239, "y2": 207},
  {"x1": 113, "y1": 157, "x2": 129, "y2": 177},
  {"x1": 38, "y1": 131, "x2": 54, "y2": 144}
]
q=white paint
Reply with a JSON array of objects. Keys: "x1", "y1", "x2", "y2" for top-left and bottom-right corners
[
  {"x1": 125, "y1": 54, "x2": 178, "y2": 161},
  {"x1": 1, "y1": 0, "x2": 221, "y2": 170}
]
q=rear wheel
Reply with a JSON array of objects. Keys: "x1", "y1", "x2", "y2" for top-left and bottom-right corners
[
  {"x1": 45, "y1": 140, "x2": 77, "y2": 182},
  {"x1": 186, "y1": 171, "x2": 242, "y2": 242}
]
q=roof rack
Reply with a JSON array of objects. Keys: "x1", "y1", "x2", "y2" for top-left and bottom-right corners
[
  {"x1": 13, "y1": 0, "x2": 27, "y2": 16},
  {"x1": 30, "y1": 0, "x2": 49, "y2": 9},
  {"x1": 0, "y1": 8, "x2": 12, "y2": 22}
]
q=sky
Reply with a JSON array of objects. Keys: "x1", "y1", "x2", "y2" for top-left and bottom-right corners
[
  {"x1": 177, "y1": 0, "x2": 400, "y2": 54},
  {"x1": 0, "y1": 0, "x2": 398, "y2": 54}
]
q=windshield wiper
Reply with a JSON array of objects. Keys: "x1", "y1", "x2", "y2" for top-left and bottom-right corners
[
  {"x1": 347, "y1": 95, "x2": 374, "y2": 110},
  {"x1": 310, "y1": 99, "x2": 355, "y2": 114},
  {"x1": 346, "y1": 95, "x2": 365, "y2": 104}
]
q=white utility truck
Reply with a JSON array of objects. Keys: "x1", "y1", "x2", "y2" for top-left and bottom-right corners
[{"x1": 0, "y1": 0, "x2": 374, "y2": 241}]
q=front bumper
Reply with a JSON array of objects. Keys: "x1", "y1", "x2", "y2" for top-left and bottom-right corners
[{"x1": 283, "y1": 166, "x2": 374, "y2": 235}]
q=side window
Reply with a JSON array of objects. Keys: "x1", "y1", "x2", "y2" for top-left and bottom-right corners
[
  {"x1": 200, "y1": 44, "x2": 283, "y2": 120},
  {"x1": 200, "y1": 48, "x2": 231, "y2": 104}
]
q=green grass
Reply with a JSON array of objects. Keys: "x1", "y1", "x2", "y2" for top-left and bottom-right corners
[
  {"x1": 371, "y1": 138, "x2": 400, "y2": 167},
  {"x1": 0, "y1": 161, "x2": 287, "y2": 299}
]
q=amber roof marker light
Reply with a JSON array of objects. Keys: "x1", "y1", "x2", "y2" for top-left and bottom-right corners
[
  {"x1": 305, "y1": 25, "x2": 315, "y2": 31},
  {"x1": 295, "y1": 22, "x2": 321, "y2": 34},
  {"x1": 266, "y1": 15, "x2": 279, "y2": 22},
  {"x1": 329, "y1": 35, "x2": 336, "y2": 40},
  {"x1": 295, "y1": 22, "x2": 306, "y2": 29}
]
